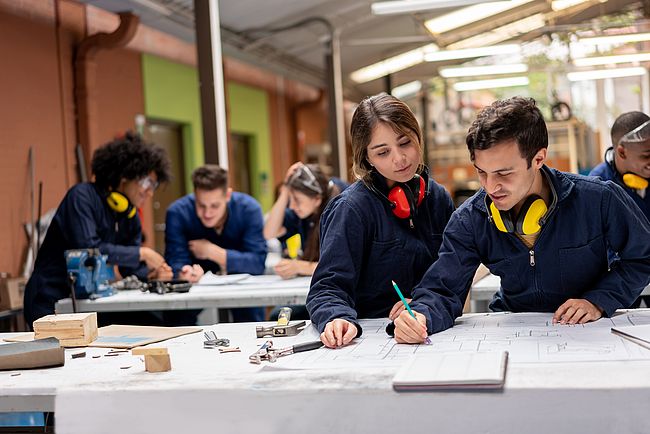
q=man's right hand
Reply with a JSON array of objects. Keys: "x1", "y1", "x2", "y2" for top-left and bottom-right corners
[
  {"x1": 140, "y1": 247, "x2": 166, "y2": 271},
  {"x1": 394, "y1": 310, "x2": 428, "y2": 344},
  {"x1": 179, "y1": 264, "x2": 204, "y2": 283},
  {"x1": 321, "y1": 319, "x2": 358, "y2": 348}
]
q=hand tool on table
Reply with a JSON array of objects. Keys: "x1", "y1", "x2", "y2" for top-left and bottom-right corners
[
  {"x1": 248, "y1": 340, "x2": 323, "y2": 364},
  {"x1": 255, "y1": 307, "x2": 307, "y2": 337},
  {"x1": 203, "y1": 331, "x2": 230, "y2": 349}
]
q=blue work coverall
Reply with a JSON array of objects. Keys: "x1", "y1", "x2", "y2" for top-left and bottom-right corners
[
  {"x1": 24, "y1": 183, "x2": 148, "y2": 325},
  {"x1": 165, "y1": 192, "x2": 267, "y2": 322},
  {"x1": 307, "y1": 175, "x2": 455, "y2": 335},
  {"x1": 410, "y1": 166, "x2": 650, "y2": 334}
]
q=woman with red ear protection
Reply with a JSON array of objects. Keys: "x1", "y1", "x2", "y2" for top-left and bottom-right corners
[{"x1": 306, "y1": 93, "x2": 455, "y2": 349}]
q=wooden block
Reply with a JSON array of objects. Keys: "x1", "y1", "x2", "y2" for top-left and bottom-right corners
[
  {"x1": 33, "y1": 312, "x2": 98, "y2": 347},
  {"x1": 0, "y1": 277, "x2": 26, "y2": 310},
  {"x1": 144, "y1": 353, "x2": 171, "y2": 372},
  {"x1": 132, "y1": 347, "x2": 168, "y2": 356}
]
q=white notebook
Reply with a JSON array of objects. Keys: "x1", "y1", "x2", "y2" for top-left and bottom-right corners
[{"x1": 392, "y1": 351, "x2": 508, "y2": 391}]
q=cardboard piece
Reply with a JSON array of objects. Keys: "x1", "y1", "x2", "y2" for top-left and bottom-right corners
[
  {"x1": 5, "y1": 324, "x2": 201, "y2": 349},
  {"x1": 33, "y1": 312, "x2": 98, "y2": 347},
  {"x1": 0, "y1": 337, "x2": 65, "y2": 370},
  {"x1": 0, "y1": 277, "x2": 26, "y2": 310}
]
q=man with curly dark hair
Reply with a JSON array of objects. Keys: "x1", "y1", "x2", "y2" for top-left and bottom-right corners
[{"x1": 24, "y1": 132, "x2": 173, "y2": 325}]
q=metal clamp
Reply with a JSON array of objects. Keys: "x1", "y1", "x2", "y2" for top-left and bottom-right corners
[{"x1": 204, "y1": 331, "x2": 230, "y2": 349}]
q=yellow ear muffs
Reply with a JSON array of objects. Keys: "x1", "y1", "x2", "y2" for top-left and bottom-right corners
[
  {"x1": 622, "y1": 173, "x2": 649, "y2": 190},
  {"x1": 106, "y1": 192, "x2": 136, "y2": 219},
  {"x1": 516, "y1": 195, "x2": 547, "y2": 235},
  {"x1": 489, "y1": 201, "x2": 513, "y2": 233}
]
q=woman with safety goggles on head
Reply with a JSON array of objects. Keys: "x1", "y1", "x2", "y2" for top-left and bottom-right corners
[
  {"x1": 264, "y1": 163, "x2": 347, "y2": 280},
  {"x1": 305, "y1": 93, "x2": 455, "y2": 349}
]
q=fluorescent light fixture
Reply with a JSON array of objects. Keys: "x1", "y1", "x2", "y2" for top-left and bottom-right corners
[
  {"x1": 392, "y1": 80, "x2": 423, "y2": 99},
  {"x1": 573, "y1": 53, "x2": 650, "y2": 67},
  {"x1": 425, "y1": 0, "x2": 534, "y2": 35},
  {"x1": 567, "y1": 67, "x2": 647, "y2": 81},
  {"x1": 578, "y1": 33, "x2": 650, "y2": 46},
  {"x1": 453, "y1": 76, "x2": 529, "y2": 91},
  {"x1": 350, "y1": 44, "x2": 438, "y2": 83},
  {"x1": 372, "y1": 0, "x2": 485, "y2": 15},
  {"x1": 448, "y1": 14, "x2": 545, "y2": 50},
  {"x1": 424, "y1": 44, "x2": 520, "y2": 62},
  {"x1": 440, "y1": 63, "x2": 528, "y2": 78},
  {"x1": 551, "y1": 0, "x2": 589, "y2": 11}
]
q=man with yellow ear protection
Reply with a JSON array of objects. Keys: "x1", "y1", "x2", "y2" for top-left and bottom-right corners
[
  {"x1": 24, "y1": 133, "x2": 172, "y2": 326},
  {"x1": 394, "y1": 97, "x2": 650, "y2": 344},
  {"x1": 590, "y1": 111, "x2": 650, "y2": 307}
]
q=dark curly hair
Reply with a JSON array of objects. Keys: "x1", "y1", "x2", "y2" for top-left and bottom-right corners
[
  {"x1": 91, "y1": 132, "x2": 171, "y2": 191},
  {"x1": 466, "y1": 96, "x2": 548, "y2": 168}
]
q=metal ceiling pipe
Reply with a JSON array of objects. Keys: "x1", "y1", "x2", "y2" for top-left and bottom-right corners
[{"x1": 74, "y1": 12, "x2": 139, "y2": 177}]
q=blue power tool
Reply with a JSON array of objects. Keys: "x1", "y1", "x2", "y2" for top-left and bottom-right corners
[{"x1": 64, "y1": 249, "x2": 116, "y2": 300}]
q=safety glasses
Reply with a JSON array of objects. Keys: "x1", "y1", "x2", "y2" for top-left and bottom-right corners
[
  {"x1": 620, "y1": 120, "x2": 650, "y2": 145},
  {"x1": 138, "y1": 176, "x2": 160, "y2": 192},
  {"x1": 289, "y1": 166, "x2": 322, "y2": 195}
]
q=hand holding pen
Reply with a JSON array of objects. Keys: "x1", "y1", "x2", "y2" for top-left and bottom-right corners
[{"x1": 391, "y1": 280, "x2": 431, "y2": 345}]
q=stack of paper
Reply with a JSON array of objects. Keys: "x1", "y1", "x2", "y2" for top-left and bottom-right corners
[
  {"x1": 392, "y1": 351, "x2": 508, "y2": 391},
  {"x1": 611, "y1": 324, "x2": 650, "y2": 349}
]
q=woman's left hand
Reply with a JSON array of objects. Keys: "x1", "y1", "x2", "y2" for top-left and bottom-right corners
[{"x1": 274, "y1": 259, "x2": 300, "y2": 279}]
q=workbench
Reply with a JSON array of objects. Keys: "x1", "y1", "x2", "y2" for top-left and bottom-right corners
[
  {"x1": 54, "y1": 275, "x2": 311, "y2": 323},
  {"x1": 2, "y1": 310, "x2": 650, "y2": 434}
]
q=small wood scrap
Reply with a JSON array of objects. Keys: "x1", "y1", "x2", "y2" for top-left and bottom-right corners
[
  {"x1": 120, "y1": 366, "x2": 131, "y2": 370},
  {"x1": 108, "y1": 349, "x2": 129, "y2": 354},
  {"x1": 133, "y1": 347, "x2": 171, "y2": 372},
  {"x1": 71, "y1": 351, "x2": 86, "y2": 359},
  {"x1": 218, "y1": 347, "x2": 241, "y2": 353},
  {"x1": 132, "y1": 347, "x2": 168, "y2": 356},
  {"x1": 92, "y1": 355, "x2": 101, "y2": 359},
  {"x1": 104, "y1": 353, "x2": 120, "y2": 357},
  {"x1": 33, "y1": 312, "x2": 98, "y2": 347},
  {"x1": 10, "y1": 372, "x2": 20, "y2": 377}
]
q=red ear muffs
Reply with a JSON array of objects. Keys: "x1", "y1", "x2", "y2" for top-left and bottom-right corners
[
  {"x1": 387, "y1": 175, "x2": 425, "y2": 219},
  {"x1": 388, "y1": 186, "x2": 412, "y2": 219}
]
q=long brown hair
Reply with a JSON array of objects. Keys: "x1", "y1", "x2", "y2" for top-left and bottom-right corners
[
  {"x1": 350, "y1": 93, "x2": 424, "y2": 183},
  {"x1": 286, "y1": 164, "x2": 340, "y2": 262}
]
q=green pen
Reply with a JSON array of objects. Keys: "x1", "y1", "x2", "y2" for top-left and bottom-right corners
[{"x1": 391, "y1": 280, "x2": 431, "y2": 344}]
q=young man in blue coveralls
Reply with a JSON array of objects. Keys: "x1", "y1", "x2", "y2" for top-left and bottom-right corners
[
  {"x1": 165, "y1": 164, "x2": 267, "y2": 324},
  {"x1": 394, "y1": 97, "x2": 650, "y2": 343},
  {"x1": 589, "y1": 111, "x2": 650, "y2": 307}
]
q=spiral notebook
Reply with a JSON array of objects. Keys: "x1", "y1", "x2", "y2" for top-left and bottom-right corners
[{"x1": 392, "y1": 351, "x2": 508, "y2": 391}]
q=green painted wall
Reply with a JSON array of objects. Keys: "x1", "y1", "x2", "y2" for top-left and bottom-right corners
[
  {"x1": 227, "y1": 82, "x2": 273, "y2": 211},
  {"x1": 141, "y1": 54, "x2": 203, "y2": 192}
]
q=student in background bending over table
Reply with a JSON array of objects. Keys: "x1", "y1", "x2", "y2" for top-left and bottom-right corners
[
  {"x1": 307, "y1": 93, "x2": 455, "y2": 348},
  {"x1": 264, "y1": 162, "x2": 346, "y2": 279},
  {"x1": 395, "y1": 97, "x2": 650, "y2": 344},
  {"x1": 165, "y1": 165, "x2": 267, "y2": 324},
  {"x1": 24, "y1": 133, "x2": 172, "y2": 326},
  {"x1": 264, "y1": 162, "x2": 346, "y2": 320},
  {"x1": 589, "y1": 111, "x2": 650, "y2": 308}
]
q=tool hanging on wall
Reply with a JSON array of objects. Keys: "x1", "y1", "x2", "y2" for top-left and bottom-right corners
[{"x1": 249, "y1": 340, "x2": 323, "y2": 364}]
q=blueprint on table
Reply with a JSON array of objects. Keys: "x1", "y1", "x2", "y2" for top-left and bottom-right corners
[{"x1": 279, "y1": 311, "x2": 650, "y2": 369}]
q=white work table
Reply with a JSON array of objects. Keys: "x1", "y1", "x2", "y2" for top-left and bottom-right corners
[
  {"x1": 2, "y1": 310, "x2": 650, "y2": 433},
  {"x1": 471, "y1": 273, "x2": 650, "y2": 312},
  {"x1": 54, "y1": 275, "x2": 311, "y2": 314}
]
